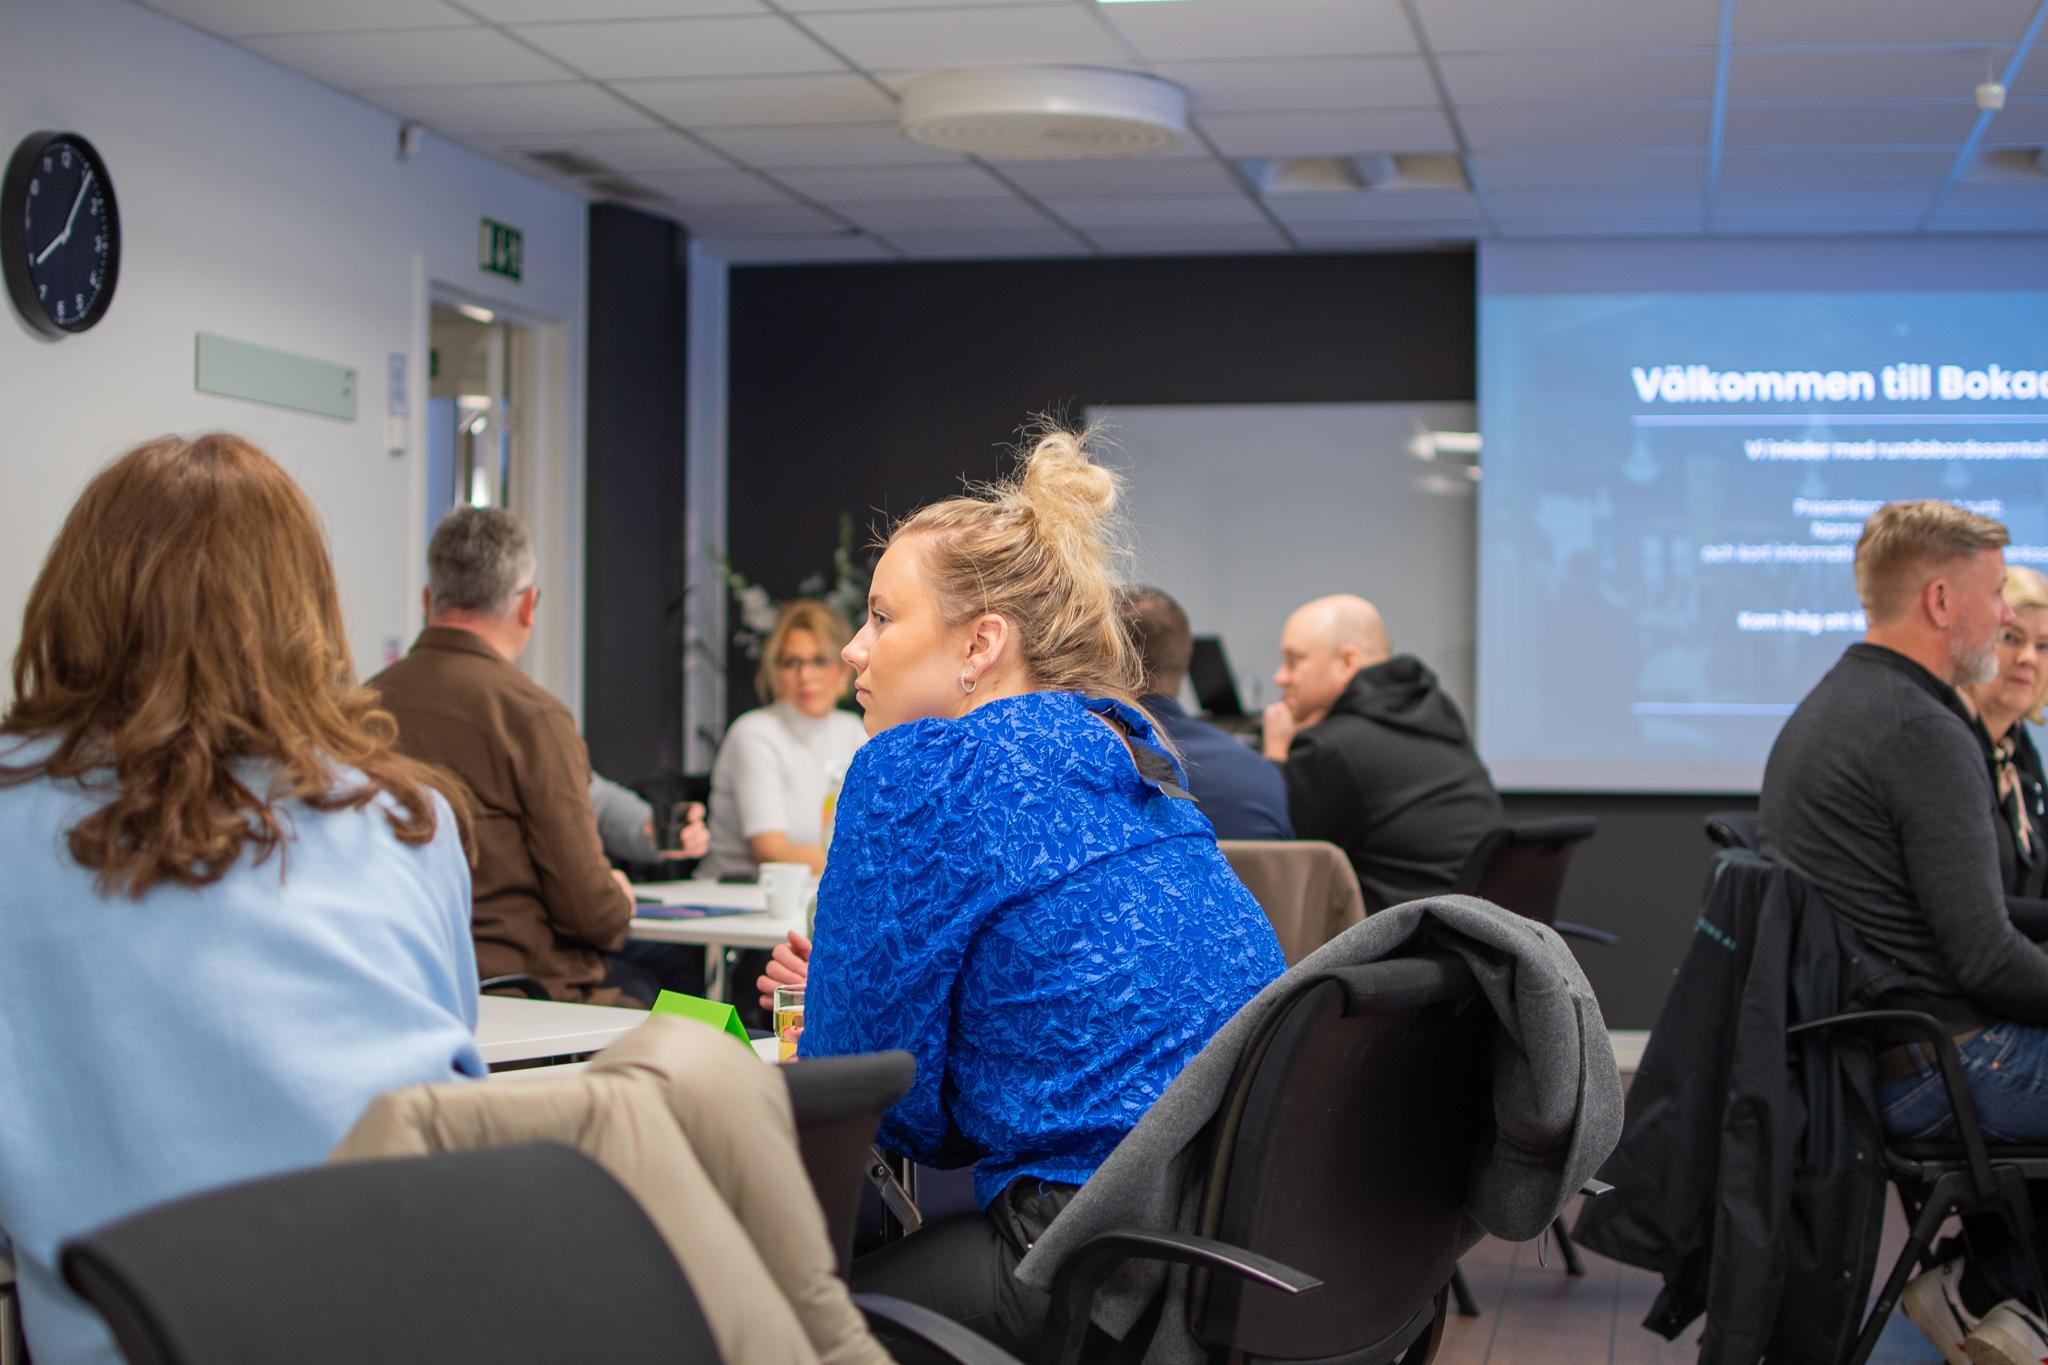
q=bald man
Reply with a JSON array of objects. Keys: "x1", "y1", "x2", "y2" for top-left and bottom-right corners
[{"x1": 1261, "y1": 595, "x2": 1502, "y2": 910}]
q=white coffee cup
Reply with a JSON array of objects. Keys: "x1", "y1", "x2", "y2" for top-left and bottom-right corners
[{"x1": 758, "y1": 862, "x2": 810, "y2": 924}]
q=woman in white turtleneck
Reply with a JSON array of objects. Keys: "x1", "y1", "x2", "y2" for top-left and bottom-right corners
[{"x1": 701, "y1": 600, "x2": 868, "y2": 879}]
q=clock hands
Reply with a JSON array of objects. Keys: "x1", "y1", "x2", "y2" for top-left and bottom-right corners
[{"x1": 32, "y1": 169, "x2": 94, "y2": 268}]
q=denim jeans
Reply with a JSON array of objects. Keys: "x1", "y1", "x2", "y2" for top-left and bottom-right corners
[{"x1": 1877, "y1": 1021, "x2": 2048, "y2": 1302}]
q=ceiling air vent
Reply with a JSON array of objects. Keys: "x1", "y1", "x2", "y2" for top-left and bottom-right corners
[{"x1": 900, "y1": 67, "x2": 1188, "y2": 161}]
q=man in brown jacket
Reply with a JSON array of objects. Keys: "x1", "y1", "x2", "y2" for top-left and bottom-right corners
[{"x1": 372, "y1": 507, "x2": 654, "y2": 1005}]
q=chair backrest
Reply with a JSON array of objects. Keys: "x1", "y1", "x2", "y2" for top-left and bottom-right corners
[
  {"x1": 1704, "y1": 809, "x2": 1761, "y2": 851},
  {"x1": 780, "y1": 1049, "x2": 915, "y2": 1274},
  {"x1": 1218, "y1": 840, "x2": 1367, "y2": 965},
  {"x1": 1188, "y1": 950, "x2": 1493, "y2": 1362},
  {"x1": 1451, "y1": 817, "x2": 1597, "y2": 928},
  {"x1": 62, "y1": 1144, "x2": 719, "y2": 1365}
]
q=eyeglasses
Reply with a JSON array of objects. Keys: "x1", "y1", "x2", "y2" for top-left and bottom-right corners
[{"x1": 776, "y1": 655, "x2": 835, "y2": 674}]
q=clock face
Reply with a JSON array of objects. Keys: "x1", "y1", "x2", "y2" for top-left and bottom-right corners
[{"x1": 3, "y1": 132, "x2": 121, "y2": 337}]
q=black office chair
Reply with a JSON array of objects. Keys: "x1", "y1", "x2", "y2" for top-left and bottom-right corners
[
  {"x1": 62, "y1": 1143, "x2": 1014, "y2": 1365},
  {"x1": 1704, "y1": 809, "x2": 1761, "y2": 851},
  {"x1": 782, "y1": 1049, "x2": 916, "y2": 1273},
  {"x1": 1452, "y1": 817, "x2": 1615, "y2": 948},
  {"x1": 1787, "y1": 1010, "x2": 2048, "y2": 1365},
  {"x1": 1035, "y1": 950, "x2": 1494, "y2": 1365},
  {"x1": 1444, "y1": 817, "x2": 1607, "y2": 1312}
]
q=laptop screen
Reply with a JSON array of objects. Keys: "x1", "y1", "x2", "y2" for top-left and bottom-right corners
[{"x1": 1187, "y1": 636, "x2": 1246, "y2": 718}]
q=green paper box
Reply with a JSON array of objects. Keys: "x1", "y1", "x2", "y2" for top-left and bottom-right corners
[{"x1": 649, "y1": 990, "x2": 752, "y2": 1046}]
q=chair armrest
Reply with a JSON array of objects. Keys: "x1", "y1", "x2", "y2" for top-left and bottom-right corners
[
  {"x1": 1553, "y1": 921, "x2": 1620, "y2": 947},
  {"x1": 1788, "y1": 1008, "x2": 1997, "y2": 1199},
  {"x1": 479, "y1": 974, "x2": 551, "y2": 999},
  {"x1": 855, "y1": 1294, "x2": 1027, "y2": 1365},
  {"x1": 1039, "y1": 1229, "x2": 1321, "y2": 1365}
]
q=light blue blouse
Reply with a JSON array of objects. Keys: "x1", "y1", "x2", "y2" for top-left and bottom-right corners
[
  {"x1": 0, "y1": 740, "x2": 484, "y2": 1364},
  {"x1": 799, "y1": 693, "x2": 1285, "y2": 1207}
]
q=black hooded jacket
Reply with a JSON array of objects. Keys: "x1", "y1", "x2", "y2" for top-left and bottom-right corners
[{"x1": 1281, "y1": 655, "x2": 1503, "y2": 910}]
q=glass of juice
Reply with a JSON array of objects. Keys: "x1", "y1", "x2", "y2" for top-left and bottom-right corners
[{"x1": 773, "y1": 983, "x2": 805, "y2": 1062}]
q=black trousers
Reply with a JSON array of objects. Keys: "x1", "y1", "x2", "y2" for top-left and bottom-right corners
[{"x1": 851, "y1": 1180, "x2": 1081, "y2": 1360}]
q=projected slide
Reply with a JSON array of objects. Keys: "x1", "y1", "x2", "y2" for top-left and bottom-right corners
[{"x1": 1479, "y1": 289, "x2": 2048, "y2": 792}]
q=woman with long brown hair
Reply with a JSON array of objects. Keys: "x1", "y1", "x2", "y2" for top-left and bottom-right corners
[{"x1": 0, "y1": 434, "x2": 485, "y2": 1365}]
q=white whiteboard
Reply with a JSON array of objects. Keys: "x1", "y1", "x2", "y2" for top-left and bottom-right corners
[{"x1": 1093, "y1": 402, "x2": 1479, "y2": 723}]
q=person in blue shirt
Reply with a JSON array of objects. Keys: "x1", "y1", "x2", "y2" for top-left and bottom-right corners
[
  {"x1": 0, "y1": 434, "x2": 486, "y2": 1365},
  {"x1": 1116, "y1": 585, "x2": 1293, "y2": 841},
  {"x1": 758, "y1": 425, "x2": 1286, "y2": 1355}
]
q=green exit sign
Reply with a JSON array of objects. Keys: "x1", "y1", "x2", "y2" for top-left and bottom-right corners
[{"x1": 479, "y1": 218, "x2": 523, "y2": 281}]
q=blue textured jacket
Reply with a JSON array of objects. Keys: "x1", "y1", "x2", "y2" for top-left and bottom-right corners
[{"x1": 799, "y1": 692, "x2": 1286, "y2": 1206}]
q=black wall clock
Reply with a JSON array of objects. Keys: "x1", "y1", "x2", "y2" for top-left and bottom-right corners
[{"x1": 2, "y1": 131, "x2": 121, "y2": 338}]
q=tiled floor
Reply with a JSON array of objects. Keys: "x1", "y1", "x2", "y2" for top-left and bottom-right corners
[{"x1": 1438, "y1": 1197, "x2": 1937, "y2": 1365}]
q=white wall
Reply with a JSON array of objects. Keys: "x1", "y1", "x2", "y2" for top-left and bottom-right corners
[{"x1": 0, "y1": 0, "x2": 589, "y2": 707}]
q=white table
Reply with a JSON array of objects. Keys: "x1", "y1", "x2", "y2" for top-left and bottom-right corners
[
  {"x1": 628, "y1": 879, "x2": 806, "y2": 999},
  {"x1": 473, "y1": 996, "x2": 644, "y2": 1070}
]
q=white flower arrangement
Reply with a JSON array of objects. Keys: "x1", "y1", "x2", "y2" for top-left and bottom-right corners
[{"x1": 711, "y1": 513, "x2": 872, "y2": 662}]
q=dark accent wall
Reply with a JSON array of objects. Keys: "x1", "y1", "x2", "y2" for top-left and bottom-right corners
[
  {"x1": 726, "y1": 250, "x2": 1749, "y2": 1027},
  {"x1": 583, "y1": 203, "x2": 689, "y2": 785}
]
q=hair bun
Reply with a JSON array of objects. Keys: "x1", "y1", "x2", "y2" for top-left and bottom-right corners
[{"x1": 1019, "y1": 428, "x2": 1119, "y2": 536}]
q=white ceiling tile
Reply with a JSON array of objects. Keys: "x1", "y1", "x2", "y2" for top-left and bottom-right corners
[
  {"x1": 1042, "y1": 193, "x2": 1265, "y2": 227},
  {"x1": 773, "y1": 164, "x2": 1014, "y2": 201},
  {"x1": 706, "y1": 234, "x2": 894, "y2": 262},
  {"x1": 1730, "y1": 47, "x2": 2011, "y2": 102},
  {"x1": 1289, "y1": 219, "x2": 1481, "y2": 243},
  {"x1": 1925, "y1": 213, "x2": 2048, "y2": 232},
  {"x1": 495, "y1": 128, "x2": 728, "y2": 172},
  {"x1": 800, "y1": 7, "x2": 1127, "y2": 69},
  {"x1": 1486, "y1": 185, "x2": 1706, "y2": 218},
  {"x1": 637, "y1": 169, "x2": 792, "y2": 203},
  {"x1": 674, "y1": 200, "x2": 845, "y2": 232},
  {"x1": 698, "y1": 123, "x2": 960, "y2": 167},
  {"x1": 836, "y1": 198, "x2": 1047, "y2": 231},
  {"x1": 243, "y1": 27, "x2": 562, "y2": 90},
  {"x1": 1722, "y1": 101, "x2": 1979, "y2": 145},
  {"x1": 1458, "y1": 102, "x2": 1710, "y2": 151},
  {"x1": 620, "y1": 73, "x2": 897, "y2": 127},
  {"x1": 140, "y1": 0, "x2": 472, "y2": 37},
  {"x1": 368, "y1": 82, "x2": 659, "y2": 134},
  {"x1": 466, "y1": 0, "x2": 764, "y2": 20},
  {"x1": 1984, "y1": 98, "x2": 2048, "y2": 142},
  {"x1": 1441, "y1": 50, "x2": 1714, "y2": 106},
  {"x1": 1715, "y1": 183, "x2": 1937, "y2": 215},
  {"x1": 511, "y1": 16, "x2": 841, "y2": 79},
  {"x1": 1101, "y1": 0, "x2": 1416, "y2": 63},
  {"x1": 1710, "y1": 215, "x2": 1923, "y2": 234},
  {"x1": 782, "y1": 0, "x2": 1067, "y2": 8},
  {"x1": 1083, "y1": 223, "x2": 1292, "y2": 254},
  {"x1": 1938, "y1": 185, "x2": 2048, "y2": 216},
  {"x1": 1415, "y1": 0, "x2": 1718, "y2": 53},
  {"x1": 1717, "y1": 147, "x2": 1956, "y2": 186},
  {"x1": 1262, "y1": 189, "x2": 1480, "y2": 222},
  {"x1": 1153, "y1": 57, "x2": 1437, "y2": 113},
  {"x1": 1197, "y1": 109, "x2": 1457, "y2": 156},
  {"x1": 1494, "y1": 217, "x2": 1705, "y2": 237},
  {"x1": 1468, "y1": 149, "x2": 1706, "y2": 187},
  {"x1": 1733, "y1": 0, "x2": 2038, "y2": 45},
  {"x1": 879, "y1": 228, "x2": 1087, "y2": 259},
  {"x1": 997, "y1": 156, "x2": 1242, "y2": 197}
]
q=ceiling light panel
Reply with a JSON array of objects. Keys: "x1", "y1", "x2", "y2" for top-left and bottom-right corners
[{"x1": 509, "y1": 16, "x2": 842, "y2": 80}]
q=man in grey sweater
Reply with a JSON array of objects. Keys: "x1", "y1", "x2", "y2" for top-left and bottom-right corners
[{"x1": 1762, "y1": 499, "x2": 2048, "y2": 1365}]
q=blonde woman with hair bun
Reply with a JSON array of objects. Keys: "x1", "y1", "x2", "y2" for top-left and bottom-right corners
[
  {"x1": 756, "y1": 424, "x2": 1284, "y2": 1354},
  {"x1": 1961, "y1": 564, "x2": 2048, "y2": 897}
]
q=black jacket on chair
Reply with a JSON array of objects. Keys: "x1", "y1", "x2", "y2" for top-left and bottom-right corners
[
  {"x1": 1280, "y1": 657, "x2": 1501, "y2": 911},
  {"x1": 1573, "y1": 850, "x2": 1892, "y2": 1365}
]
